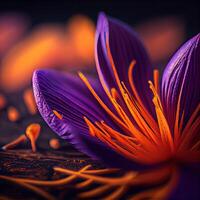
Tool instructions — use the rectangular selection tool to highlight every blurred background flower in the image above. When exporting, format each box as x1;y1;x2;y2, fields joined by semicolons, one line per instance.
0;0;199;93
0;14;95;92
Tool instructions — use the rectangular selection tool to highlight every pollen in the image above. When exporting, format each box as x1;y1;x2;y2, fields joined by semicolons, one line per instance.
49;138;60;149
53;110;63;120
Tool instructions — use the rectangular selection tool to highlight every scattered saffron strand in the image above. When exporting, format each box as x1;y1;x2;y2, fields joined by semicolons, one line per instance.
49;138;60;149
78;185;112;198
54;167;137;185
84;168;119;175
0;175;56;200
0;165;91;186
53;110;63;120
23;88;37;115
7;106;20;122
25;123;41;152
1;135;27;150
1;123;41;152
0;165;175;200
129;167;178;200
75;179;93;189
104;185;128;200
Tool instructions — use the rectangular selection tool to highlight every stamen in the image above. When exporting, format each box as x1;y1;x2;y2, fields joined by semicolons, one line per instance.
23;88;37;115
79;72;130;133
1;135;27;150
128;60;143;105
53;110;63;120
149;81;174;152
7;106;20;122
84;117;163;164
25;123;41;152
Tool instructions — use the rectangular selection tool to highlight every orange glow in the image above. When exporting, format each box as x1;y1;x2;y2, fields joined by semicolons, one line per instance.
136;17;185;63
0;14;28;56
49;138;60;149
25;123;41;152
64;15;95;68
0;15;95;92
7;106;20;122
23;88;37;115
0;94;6;109
0;25;64;91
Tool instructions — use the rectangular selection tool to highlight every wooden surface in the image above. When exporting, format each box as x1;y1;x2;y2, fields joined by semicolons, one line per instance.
0;91;103;200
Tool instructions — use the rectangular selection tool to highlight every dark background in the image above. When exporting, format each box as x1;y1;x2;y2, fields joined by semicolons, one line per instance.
0;0;199;38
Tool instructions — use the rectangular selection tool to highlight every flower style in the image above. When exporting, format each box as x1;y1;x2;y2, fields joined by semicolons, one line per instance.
33;13;200;199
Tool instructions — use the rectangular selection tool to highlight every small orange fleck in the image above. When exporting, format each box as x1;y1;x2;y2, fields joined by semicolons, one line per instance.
0;94;6;109
49;138;60;149
53;110;63;120
25;123;41;152
7;106;20;122
23;88;37;115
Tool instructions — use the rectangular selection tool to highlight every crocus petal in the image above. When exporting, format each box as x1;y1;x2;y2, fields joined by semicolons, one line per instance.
33;69;113;138
33;69;158;170
95;12;153;111
161;33;200;128
169;166;200;200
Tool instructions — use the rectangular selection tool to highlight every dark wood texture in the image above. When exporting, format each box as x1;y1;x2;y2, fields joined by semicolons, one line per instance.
0;92;103;200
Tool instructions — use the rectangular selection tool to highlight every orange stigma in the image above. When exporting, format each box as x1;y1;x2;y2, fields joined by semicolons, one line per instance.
79;39;200;165
53;110;63;120
2;135;27;150
25;123;41;152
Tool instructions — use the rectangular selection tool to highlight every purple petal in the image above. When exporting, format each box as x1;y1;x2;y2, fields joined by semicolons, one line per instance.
33;69;113;138
95;12;153;112
169;166;200;200
161;33;200;128
33;69;158;170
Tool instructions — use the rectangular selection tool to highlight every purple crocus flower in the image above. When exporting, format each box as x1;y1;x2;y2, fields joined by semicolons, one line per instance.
33;13;200;199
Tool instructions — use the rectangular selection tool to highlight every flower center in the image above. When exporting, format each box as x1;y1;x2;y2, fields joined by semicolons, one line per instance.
78;39;200;166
